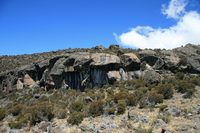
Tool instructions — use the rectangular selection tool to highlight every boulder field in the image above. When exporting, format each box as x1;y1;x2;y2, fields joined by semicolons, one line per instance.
1;44;200;91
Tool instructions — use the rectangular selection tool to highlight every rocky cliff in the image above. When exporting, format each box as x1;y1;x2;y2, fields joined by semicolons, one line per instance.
1;43;200;92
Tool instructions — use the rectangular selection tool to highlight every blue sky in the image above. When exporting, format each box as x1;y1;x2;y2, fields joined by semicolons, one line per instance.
0;0;200;55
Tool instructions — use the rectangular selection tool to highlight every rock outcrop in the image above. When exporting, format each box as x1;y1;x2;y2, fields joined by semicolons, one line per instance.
1;44;200;91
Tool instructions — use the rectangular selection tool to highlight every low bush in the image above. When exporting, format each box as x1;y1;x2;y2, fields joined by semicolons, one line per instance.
117;100;126;115
95;91;105;100
107;89;114;96
175;72;185;80
127;90;144;106
137;87;148;93
70;101;84;112
175;80;196;97
179;56;187;66
10;104;23;116
182;88;196;98
67;111;84;125
154;84;173;99
114;92;127;103
15;113;30;123
8;121;23;129
53;108;67;119
89;100;104;117
159;105;168;112
0;107;6;121
139;90;163;108
107;107;115;115
189;77;200;86
24;101;54;125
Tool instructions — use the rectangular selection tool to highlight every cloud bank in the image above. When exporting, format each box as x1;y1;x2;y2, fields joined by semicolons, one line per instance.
114;0;200;49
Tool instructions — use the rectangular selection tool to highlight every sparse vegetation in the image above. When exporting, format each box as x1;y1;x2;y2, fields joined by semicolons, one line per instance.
117;100;126;114
67;111;85;125
175;80;196;98
154;83;173;99
1;45;200;132
0;107;6;121
89;100;104;117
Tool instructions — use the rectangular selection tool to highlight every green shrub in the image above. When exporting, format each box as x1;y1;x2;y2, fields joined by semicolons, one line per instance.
117;100;126;115
175;72;185;80
122;79;136;87
127;90;144;106
159;105;168;112
54;108;67;119
107;107;115;115
114;92;127;103
95;91;105;100
183;88;197;98
139;90;163;108
24;101;54;125
154;84;173;99
10;104;23;116
67;111;84;125
15;113;30;123
89;100;104;117
107;89;114;96
179;56;187;66
135;79;145;88
70;101;84;112
162;77;176;85
189;77;200;86
0;107;6;121
137;87;148;93
175;80;196;94
8;121;23;129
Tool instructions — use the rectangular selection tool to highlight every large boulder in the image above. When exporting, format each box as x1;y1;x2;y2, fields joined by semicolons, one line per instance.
137;50;157;58
109;44;121;50
127;70;145;80
90;53;120;70
152;58;164;69
92;45;105;51
107;71;121;83
187;56;200;73
23;74;35;86
50;57;66;75
73;53;92;70
143;70;162;84
121;53;140;71
164;56;180;69
16;78;23;90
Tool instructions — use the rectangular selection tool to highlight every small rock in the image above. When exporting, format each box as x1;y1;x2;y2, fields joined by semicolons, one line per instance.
167;107;180;116
162;128;172;133
38;121;48;131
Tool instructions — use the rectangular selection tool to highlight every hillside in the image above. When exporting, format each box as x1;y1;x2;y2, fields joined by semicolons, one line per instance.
0;44;200;133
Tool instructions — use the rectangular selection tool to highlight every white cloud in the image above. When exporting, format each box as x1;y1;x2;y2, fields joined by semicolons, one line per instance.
162;0;188;19
114;0;200;49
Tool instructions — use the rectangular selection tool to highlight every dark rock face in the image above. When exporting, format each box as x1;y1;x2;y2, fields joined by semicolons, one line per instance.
187;56;200;73
143;70;162;84
0;44;200;91
109;44;121;50
120;53;140;71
